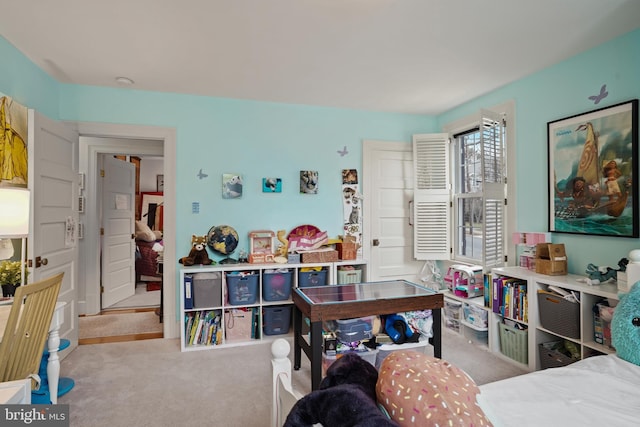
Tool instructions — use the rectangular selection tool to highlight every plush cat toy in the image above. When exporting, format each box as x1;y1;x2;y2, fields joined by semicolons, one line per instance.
612;282;640;366
179;235;214;266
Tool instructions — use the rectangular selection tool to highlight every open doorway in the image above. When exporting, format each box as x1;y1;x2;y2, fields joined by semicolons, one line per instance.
77;123;178;340
79;146;164;343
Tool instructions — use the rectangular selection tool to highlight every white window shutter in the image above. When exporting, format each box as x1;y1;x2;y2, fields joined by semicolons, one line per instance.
480;109;506;268
413;133;450;260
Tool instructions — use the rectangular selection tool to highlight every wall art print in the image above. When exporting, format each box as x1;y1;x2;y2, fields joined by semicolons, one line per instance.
0;95;28;186
299;170;318;194
262;177;282;193
222;174;243;199
548;99;638;237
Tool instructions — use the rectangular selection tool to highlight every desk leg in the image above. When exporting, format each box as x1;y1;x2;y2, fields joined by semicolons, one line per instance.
431;308;442;359
310;320;322;391
46;328;61;404
293;306;302;370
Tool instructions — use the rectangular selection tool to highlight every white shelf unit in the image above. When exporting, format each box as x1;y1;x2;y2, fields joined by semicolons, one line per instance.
491;266;619;371
179;260;368;351
489;267;534;371
442;291;490;348
529;270;618;368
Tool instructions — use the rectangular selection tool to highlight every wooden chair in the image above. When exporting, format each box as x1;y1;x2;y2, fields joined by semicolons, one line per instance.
0;272;63;389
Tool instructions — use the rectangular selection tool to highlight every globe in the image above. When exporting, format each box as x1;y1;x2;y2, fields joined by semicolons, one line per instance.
207;225;239;256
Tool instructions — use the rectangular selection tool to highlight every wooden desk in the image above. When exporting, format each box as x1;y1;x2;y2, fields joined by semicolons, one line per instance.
0;301;66;403
292;280;443;390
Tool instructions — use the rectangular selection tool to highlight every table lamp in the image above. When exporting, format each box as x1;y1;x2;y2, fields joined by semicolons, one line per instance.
0;188;30;286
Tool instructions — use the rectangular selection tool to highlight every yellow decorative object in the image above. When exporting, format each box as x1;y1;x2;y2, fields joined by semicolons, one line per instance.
276;230;289;258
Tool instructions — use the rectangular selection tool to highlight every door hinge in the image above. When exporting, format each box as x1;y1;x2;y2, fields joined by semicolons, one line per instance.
504;255;508;262
100;286;104;294
100;227;104;236
100;169;105;178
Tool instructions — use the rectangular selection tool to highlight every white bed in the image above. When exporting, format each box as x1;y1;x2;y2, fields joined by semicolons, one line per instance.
271;338;640;427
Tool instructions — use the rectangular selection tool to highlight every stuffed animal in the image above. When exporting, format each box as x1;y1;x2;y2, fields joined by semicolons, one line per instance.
284;353;397;427
179;235;214;266
612;282;640;366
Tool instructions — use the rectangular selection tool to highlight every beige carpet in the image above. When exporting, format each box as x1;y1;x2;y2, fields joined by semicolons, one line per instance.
79;311;163;339
59;328;527;426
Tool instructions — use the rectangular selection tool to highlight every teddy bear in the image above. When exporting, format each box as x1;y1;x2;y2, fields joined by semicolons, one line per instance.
179;235;214;266
284;353;398;427
612;281;640;366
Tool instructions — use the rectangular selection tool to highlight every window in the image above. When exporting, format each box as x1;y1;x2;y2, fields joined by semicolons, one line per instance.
413;107;509;269
453;110;506;268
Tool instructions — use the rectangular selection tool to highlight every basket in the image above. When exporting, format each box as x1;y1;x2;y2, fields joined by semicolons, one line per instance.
337;268;362;284
537;291;580;338
226;273;258;305
538;341;577;369
498;322;528;365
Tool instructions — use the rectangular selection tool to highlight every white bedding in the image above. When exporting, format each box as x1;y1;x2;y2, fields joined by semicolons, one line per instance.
478;354;640;427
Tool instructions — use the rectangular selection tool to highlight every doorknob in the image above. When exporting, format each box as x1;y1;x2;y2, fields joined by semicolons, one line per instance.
35;256;49;268
372;239;380;246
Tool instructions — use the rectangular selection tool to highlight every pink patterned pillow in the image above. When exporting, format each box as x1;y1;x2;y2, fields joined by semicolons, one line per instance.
376;350;492;426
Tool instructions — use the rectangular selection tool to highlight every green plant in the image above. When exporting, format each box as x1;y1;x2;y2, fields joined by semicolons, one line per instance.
0;260;28;286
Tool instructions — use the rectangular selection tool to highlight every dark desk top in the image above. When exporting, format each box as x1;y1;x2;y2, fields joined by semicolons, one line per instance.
295;279;436;305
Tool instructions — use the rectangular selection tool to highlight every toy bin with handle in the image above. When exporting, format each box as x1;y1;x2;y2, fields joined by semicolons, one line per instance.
226;272;258;305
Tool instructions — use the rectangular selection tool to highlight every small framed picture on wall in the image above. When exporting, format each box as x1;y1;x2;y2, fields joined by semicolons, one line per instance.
262;177;282;193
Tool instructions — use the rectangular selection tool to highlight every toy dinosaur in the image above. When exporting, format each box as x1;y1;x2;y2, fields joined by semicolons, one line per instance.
585;258;628;284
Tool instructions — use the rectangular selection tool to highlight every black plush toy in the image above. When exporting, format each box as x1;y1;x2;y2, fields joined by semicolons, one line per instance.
179;234;214;266
284;353;398;427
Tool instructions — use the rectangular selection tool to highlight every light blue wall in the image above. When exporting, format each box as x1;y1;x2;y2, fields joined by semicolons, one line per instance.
0;37;59;119
59;86;433;258
438;28;640;273
2;28;639;273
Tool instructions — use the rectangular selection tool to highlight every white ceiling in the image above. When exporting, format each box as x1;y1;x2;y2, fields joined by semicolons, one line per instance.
1;0;639;115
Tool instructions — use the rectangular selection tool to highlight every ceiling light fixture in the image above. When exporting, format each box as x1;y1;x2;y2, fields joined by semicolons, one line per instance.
115;76;134;85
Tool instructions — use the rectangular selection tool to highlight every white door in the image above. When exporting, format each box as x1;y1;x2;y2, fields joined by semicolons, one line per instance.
28;110;79;353
363;140;423;282
100;155;136;308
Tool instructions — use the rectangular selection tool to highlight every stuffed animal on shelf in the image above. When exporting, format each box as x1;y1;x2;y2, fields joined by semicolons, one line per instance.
612;282;640;366
585;258;628;284
179;235;214;266
284;353;397;427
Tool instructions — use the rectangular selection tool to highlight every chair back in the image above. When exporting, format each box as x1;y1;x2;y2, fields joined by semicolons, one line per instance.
0;272;63;387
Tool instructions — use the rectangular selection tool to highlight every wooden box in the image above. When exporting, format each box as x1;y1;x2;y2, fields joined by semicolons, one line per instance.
535;243;567;276
336;242;357;260
300;249;339;263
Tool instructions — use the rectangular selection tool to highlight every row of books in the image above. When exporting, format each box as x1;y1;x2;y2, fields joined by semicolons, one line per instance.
185;310;222;346
484;274;528;322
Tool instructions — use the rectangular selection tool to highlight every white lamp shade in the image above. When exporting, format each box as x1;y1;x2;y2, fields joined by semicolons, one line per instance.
0;188;30;238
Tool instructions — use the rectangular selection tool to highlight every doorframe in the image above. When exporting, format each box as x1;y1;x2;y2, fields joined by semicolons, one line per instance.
76;122;178;339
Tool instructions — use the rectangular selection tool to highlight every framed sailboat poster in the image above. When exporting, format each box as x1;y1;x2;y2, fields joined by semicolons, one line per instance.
548;99;638;237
